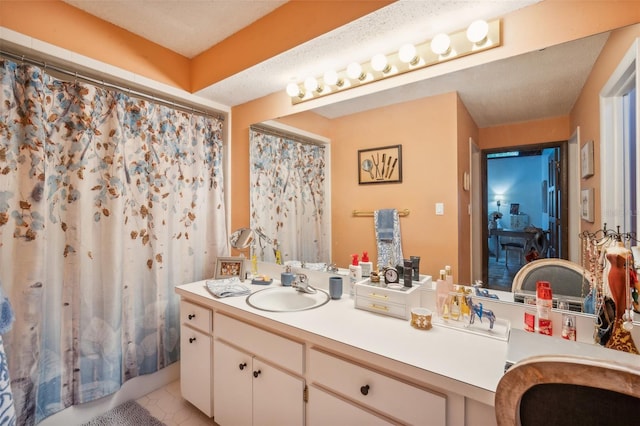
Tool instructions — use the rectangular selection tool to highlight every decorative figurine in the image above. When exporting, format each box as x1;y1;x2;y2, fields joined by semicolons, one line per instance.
464;295;496;329
473;283;499;299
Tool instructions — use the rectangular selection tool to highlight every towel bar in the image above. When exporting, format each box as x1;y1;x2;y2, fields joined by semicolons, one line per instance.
352;209;410;217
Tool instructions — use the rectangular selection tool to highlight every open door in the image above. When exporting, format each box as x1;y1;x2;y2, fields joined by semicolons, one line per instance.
482;142;568;290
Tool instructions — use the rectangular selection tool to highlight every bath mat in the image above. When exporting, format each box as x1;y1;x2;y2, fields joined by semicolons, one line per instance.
82;400;166;426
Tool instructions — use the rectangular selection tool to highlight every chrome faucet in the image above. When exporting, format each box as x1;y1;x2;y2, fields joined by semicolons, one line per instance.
292;273;317;294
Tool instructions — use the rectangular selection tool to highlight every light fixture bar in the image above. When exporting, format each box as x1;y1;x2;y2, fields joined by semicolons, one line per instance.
287;19;501;105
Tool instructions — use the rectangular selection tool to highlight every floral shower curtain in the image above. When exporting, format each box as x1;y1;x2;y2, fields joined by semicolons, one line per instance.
0;59;228;424
249;128;329;264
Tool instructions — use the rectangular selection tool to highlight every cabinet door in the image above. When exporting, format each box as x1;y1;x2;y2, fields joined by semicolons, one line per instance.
213;340;253;426
307;385;395;426
252;358;305;426
180;325;213;416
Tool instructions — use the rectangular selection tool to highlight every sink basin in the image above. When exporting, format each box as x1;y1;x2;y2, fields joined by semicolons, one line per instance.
246;287;330;312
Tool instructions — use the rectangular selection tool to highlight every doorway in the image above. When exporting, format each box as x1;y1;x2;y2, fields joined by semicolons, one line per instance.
481;142;569;290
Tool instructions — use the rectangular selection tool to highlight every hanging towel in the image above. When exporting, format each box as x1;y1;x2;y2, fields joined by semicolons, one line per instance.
205;277;251;298
375;209;395;242
374;209;404;268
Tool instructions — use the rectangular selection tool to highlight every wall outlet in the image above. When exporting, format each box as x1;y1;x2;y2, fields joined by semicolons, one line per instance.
435;203;444;215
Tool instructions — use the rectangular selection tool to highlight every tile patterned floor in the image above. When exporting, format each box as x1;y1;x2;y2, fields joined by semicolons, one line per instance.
136;380;215;426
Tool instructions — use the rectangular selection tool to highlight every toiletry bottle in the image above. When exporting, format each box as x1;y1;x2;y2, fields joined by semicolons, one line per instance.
445;265;454;290
360;251;373;278
536;281;553;336
403;259;412;287
435;269;449;317
349;254;362;297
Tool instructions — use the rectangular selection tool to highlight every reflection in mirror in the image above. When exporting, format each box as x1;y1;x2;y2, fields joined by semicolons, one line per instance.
252;25;639;318
230;227;255;250
248;123;330;265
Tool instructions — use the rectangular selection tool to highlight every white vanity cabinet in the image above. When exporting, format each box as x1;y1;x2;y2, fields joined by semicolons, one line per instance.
308;348;446;425
179;299;213;416
213;312;305;426
307;385;395;425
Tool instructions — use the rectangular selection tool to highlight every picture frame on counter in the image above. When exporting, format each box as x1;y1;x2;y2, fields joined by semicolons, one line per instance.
215;256;246;280
358;144;402;184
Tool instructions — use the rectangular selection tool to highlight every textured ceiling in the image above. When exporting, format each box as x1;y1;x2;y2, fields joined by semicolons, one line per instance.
55;0;609;128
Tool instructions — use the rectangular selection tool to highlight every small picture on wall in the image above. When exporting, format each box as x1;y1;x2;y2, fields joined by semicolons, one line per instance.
358;144;402;184
509;203;520;215
581;188;594;222
581;140;594;179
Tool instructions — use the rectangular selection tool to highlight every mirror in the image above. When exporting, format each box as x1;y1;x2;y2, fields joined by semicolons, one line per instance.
250;24;637;306
230;227;255;250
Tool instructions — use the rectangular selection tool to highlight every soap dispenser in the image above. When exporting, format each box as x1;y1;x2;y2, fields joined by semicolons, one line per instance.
349;254;362;297
359;251;373;278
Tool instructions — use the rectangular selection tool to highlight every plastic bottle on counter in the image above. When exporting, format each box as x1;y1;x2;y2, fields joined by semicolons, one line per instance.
359;251;373;278
445;265;454;289
536;280;553;336
349;254;362;297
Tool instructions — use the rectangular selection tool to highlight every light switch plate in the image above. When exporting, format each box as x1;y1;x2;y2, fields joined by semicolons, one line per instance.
435;203;444;215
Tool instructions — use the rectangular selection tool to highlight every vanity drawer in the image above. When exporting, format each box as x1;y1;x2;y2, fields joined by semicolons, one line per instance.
309;348;446;425
354;297;408;319
355;284;411;305
354;282;421;319
180;299;212;334
214;312;304;375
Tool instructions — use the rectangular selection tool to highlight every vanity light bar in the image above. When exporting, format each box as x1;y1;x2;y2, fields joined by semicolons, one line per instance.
287;19;501;105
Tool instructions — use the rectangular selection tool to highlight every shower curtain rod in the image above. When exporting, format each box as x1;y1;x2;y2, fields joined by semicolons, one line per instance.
0;49;225;121
250;124;325;146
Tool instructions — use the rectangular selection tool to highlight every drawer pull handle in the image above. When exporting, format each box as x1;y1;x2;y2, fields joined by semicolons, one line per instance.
188;313;196;320
189;337;196;343
369;293;389;299
253;369;261;378
370;303;389;311
239;362;247;370
360;385;370;396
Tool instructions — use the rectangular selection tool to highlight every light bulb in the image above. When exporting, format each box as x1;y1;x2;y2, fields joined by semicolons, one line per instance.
323;70;342;86
286;82;302;98
398;43;419;65
467;19;489;44
346;62;365;80
304;76;319;92
431;33;451;55
371;53;390;73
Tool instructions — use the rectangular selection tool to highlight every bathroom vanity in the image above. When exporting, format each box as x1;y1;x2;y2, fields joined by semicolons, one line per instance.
175;265;640;426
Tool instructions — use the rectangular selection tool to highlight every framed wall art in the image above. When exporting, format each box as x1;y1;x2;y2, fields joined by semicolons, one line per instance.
581;188;594;222
358;144;402;184
215;256;246;280
581;140;594;178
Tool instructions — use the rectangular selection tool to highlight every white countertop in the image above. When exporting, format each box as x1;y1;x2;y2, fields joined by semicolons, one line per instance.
176;279;508;401
176;267;640;407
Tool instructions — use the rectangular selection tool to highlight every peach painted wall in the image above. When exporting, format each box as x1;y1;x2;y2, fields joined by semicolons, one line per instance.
478;116;571;150
570;23;640;234
330;93;460;280
456;95;479;283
